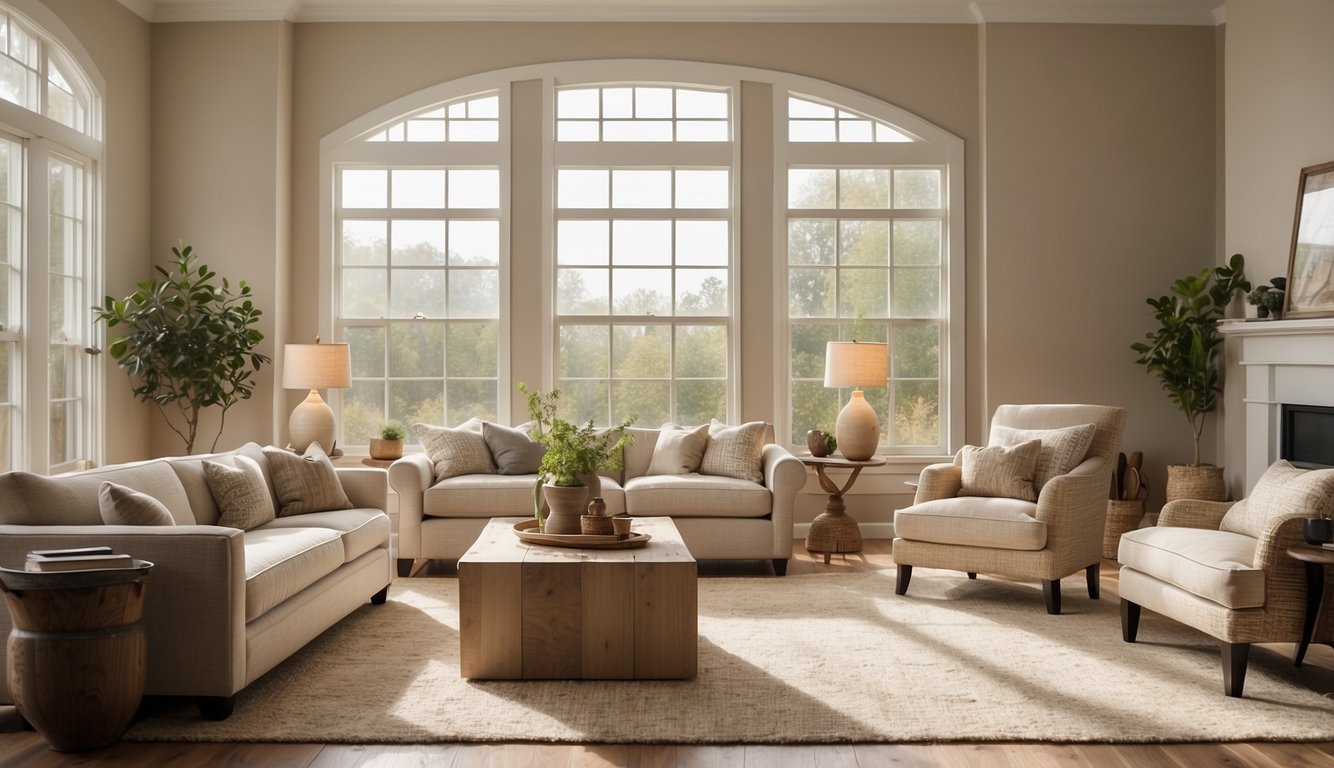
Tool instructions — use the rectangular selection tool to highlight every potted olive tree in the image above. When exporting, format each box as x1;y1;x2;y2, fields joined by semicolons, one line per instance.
520;383;634;535
1131;253;1249;501
94;242;269;454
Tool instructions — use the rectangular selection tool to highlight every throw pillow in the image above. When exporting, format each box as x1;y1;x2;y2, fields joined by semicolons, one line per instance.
958;439;1041;502
647;423;710;476
97;481;175;526
989;422;1097;491
261;442;353;516
483;421;546;475
1220;459;1334;539
203;456;276;530
700;419;766;483
413;421;496;481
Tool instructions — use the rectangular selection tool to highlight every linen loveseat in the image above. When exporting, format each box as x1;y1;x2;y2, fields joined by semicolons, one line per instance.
0;442;392;720
391;421;806;575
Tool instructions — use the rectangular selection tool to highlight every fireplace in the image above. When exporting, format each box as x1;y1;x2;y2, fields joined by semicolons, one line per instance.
1281;404;1334;469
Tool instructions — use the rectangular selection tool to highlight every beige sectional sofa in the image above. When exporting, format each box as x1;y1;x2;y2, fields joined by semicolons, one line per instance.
391;424;806;575
0;443;392;720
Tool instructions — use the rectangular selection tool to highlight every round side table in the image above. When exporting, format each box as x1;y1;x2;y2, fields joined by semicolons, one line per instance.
1286;544;1334;666
802;456;886;564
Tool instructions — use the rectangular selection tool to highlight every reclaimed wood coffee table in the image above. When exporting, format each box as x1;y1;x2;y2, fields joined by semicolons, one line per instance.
458;516;697;680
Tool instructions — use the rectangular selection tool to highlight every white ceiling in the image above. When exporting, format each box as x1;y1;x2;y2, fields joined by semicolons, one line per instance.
113;0;1227;25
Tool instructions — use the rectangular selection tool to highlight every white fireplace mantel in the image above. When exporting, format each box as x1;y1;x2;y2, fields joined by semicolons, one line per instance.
1219;317;1334;489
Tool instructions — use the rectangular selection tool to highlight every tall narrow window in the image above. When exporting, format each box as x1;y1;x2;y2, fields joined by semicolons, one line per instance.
553;84;733;427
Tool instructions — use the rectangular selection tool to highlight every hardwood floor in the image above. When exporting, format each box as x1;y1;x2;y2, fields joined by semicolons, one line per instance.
2;540;1332;767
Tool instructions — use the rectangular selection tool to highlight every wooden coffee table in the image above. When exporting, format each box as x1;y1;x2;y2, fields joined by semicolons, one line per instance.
457;516;697;680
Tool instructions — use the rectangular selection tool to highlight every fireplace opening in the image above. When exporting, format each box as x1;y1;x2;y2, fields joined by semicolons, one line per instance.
1281;404;1334;469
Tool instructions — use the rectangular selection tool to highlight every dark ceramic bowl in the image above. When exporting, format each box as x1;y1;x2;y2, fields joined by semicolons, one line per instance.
1302;518;1334;545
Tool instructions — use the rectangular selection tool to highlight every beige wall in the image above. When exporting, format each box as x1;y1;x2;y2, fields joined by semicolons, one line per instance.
1221;0;1334;496
39;0;153;463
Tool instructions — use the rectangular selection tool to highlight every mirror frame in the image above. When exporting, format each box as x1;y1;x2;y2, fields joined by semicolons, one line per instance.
1284;159;1334;319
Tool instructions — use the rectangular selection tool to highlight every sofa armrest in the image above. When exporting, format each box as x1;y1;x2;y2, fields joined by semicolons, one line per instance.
1159;499;1234;530
1033;457;1112;557
387;454;434;560
913;462;961;504
336;467;389;509
762;444;806;556
0;524;246;700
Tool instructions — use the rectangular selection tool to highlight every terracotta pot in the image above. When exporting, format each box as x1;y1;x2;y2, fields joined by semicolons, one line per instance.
543;484;588;535
368;438;404;461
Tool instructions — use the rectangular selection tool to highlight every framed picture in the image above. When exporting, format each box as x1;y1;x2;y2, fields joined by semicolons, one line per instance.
1284;159;1334;319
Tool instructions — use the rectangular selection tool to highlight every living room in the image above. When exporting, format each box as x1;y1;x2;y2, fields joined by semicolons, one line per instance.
0;0;1332;764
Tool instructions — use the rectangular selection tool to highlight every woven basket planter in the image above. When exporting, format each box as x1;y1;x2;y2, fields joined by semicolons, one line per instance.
1103;499;1146;560
1165;464;1227;502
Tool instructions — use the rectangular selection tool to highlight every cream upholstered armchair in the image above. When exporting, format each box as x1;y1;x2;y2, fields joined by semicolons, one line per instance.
892;404;1126;615
1118;460;1334;697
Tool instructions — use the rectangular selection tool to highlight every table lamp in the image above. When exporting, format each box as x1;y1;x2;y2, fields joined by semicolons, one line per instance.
824;340;888;461
283;339;351;454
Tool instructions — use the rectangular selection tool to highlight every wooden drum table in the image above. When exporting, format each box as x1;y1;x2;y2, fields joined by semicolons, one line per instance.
802;456;886;564
458;516;697;680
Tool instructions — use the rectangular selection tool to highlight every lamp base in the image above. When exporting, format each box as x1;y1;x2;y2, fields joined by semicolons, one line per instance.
835;390;879;461
289;389;337;454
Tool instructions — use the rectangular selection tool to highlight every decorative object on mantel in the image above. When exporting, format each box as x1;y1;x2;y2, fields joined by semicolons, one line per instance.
368;421;405;460
805;428;836;457
93;242;269;454
823;340;888;461
1131;252;1250;502
1247;276;1287;319
1283;159;1334;319
519;383;634;535
1104;450;1147;559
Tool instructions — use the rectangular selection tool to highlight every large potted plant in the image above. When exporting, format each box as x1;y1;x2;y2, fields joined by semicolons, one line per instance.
520;383;634;535
1130;253;1249;501
94;242;269;454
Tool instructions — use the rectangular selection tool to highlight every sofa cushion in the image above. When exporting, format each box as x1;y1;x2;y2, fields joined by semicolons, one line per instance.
415;421;495;481
989;422;1096;491
204;456;276;531
98;482;175;526
424;474;626;518
700;420;766;483
1;461;195;526
1118;526;1264;609
647;423;710;476
257;508;390;563
959;439;1040;502
263;443;353;516
482;421;546;475
624;474;771;518
894;497;1047;551
242;527;346;622
1220;460;1334;539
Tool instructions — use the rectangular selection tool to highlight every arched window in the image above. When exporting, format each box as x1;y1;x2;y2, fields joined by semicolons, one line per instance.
0;1;102;473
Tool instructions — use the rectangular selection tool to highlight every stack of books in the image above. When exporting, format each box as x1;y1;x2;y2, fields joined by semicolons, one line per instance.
24;546;135;572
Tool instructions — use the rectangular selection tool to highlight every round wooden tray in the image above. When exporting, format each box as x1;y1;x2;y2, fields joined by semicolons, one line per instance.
512;518;651;549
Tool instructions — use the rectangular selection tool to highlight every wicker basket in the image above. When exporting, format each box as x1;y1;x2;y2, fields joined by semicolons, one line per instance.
1103;499;1146;560
1165;464;1227;502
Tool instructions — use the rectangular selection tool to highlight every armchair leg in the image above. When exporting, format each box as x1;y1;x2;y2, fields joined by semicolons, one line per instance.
198;696;235;721
966;572;977;580
371;586;388;605
1086;563;1100;599
1222;642;1250;698
397;558;415;578
895;564;912;595
1120;599;1140;642
772;558;788;577
1042;579;1061;615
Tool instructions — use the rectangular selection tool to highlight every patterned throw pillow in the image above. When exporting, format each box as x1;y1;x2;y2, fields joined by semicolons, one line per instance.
414;421;496;482
958;439;1041;502
203;456;276;530
1220;460;1334;538
98;481;176;526
647;423;711;476
989;423;1096;491
482;421;546;475
261;443;353;516
700;420;766;483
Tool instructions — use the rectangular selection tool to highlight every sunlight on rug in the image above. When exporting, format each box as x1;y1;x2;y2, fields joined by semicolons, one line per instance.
124;572;1334;744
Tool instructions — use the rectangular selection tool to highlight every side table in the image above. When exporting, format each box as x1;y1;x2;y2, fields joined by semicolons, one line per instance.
802;456;886;564
1286;544;1334;666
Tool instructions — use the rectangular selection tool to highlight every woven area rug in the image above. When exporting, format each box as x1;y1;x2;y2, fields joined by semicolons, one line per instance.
125;571;1334;744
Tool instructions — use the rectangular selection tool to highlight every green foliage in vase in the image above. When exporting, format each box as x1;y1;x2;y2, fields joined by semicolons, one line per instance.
520;382;635;487
1130;253;1250;466
822;431;838;455
94;242;269;454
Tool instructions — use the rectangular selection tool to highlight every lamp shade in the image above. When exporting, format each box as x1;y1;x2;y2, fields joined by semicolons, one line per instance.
823;341;887;389
282;343;350;390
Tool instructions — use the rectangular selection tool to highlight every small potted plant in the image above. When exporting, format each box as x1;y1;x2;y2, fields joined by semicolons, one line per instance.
1246;277;1286;320
520;383;634;534
369;421;406;460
